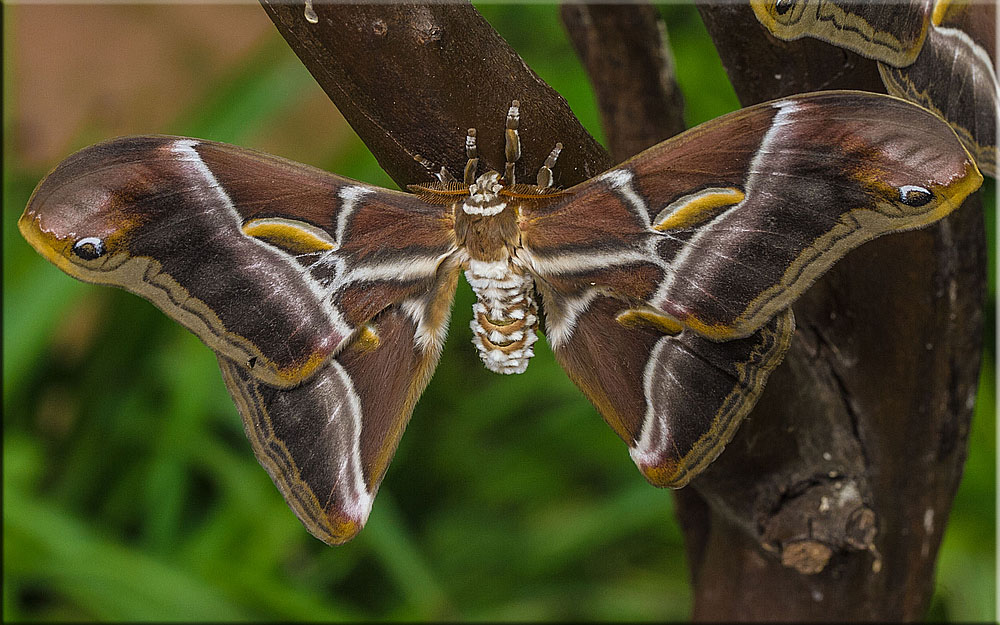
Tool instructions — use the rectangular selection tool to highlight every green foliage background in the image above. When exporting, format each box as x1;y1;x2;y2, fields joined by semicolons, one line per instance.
3;3;995;621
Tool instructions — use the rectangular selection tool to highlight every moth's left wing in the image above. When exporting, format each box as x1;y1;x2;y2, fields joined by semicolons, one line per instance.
522;91;981;487
18;136;459;389
219;260;460;545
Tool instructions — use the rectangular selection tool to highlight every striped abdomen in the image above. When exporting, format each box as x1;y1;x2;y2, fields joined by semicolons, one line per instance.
466;258;538;374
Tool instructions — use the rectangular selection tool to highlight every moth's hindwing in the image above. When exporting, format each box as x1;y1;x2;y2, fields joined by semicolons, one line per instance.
542;288;794;488
18;136;458;388
219;259;460;545
523;91;981;485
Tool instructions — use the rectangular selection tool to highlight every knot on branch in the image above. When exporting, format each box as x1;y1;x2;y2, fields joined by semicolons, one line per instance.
760;476;879;575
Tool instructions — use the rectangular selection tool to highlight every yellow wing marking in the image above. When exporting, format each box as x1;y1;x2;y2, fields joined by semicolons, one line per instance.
242;218;337;254
652;187;745;232
616;307;684;335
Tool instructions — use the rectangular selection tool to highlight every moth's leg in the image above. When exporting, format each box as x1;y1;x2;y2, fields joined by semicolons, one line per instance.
413;154;456;184
463;128;479;186
536;142;563;188
504;100;521;184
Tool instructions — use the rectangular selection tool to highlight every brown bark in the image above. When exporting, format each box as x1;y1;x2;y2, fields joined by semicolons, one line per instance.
560;4;686;162
259;1;611;189
260;2;985;620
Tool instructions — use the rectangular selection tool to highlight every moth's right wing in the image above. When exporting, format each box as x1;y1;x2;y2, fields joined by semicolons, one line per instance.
533;287;793;489
878;2;998;176
19;135;463;544
521;91;980;488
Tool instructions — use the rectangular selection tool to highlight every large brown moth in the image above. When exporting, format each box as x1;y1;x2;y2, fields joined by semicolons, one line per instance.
19;92;981;545
751;0;998;177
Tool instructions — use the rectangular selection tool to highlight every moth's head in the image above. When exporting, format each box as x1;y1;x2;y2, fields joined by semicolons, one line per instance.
18;138;163;281
462;170;506;216
469;171;503;202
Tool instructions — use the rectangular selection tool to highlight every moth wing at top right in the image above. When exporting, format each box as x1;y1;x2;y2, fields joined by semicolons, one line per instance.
752;0;998;177
520;91;982;489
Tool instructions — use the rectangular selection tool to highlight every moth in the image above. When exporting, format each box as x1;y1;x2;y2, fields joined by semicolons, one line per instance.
752;0;998;177
19;91;981;545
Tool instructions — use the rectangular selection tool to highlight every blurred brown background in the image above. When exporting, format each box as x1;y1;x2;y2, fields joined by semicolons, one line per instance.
9;4;353;170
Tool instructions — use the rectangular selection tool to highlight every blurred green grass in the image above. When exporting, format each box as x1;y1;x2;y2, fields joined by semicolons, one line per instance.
2;3;994;621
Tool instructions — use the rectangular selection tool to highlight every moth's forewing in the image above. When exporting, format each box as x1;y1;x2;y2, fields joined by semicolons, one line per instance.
18;136;457;388
525;92;981;341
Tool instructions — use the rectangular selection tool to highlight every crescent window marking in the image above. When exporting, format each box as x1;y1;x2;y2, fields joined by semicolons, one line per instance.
652;187;746;232
899;184;933;207
241;217;338;254
72;236;105;260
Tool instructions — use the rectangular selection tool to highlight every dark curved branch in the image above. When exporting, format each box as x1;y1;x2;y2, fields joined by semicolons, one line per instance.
560;4;686;161
697;3;885;102
260;1;612;188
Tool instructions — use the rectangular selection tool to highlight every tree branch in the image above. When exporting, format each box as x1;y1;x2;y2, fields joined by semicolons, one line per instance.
259;0;612;188
560;4;686;162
